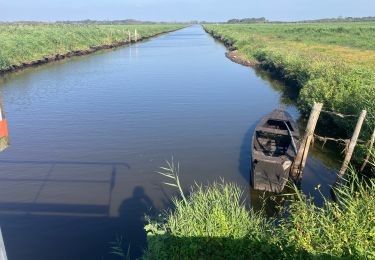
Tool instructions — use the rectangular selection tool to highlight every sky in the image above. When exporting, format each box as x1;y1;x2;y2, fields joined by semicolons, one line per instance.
1;0;375;22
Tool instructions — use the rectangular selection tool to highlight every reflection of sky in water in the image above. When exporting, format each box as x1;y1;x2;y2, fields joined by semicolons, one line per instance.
0;26;339;259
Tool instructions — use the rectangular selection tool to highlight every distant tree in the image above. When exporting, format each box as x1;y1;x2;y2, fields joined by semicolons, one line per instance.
227;17;267;24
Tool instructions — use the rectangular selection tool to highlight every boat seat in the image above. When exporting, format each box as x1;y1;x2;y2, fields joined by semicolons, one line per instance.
256;127;289;136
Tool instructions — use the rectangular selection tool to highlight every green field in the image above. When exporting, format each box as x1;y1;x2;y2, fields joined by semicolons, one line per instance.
204;23;375;138
0;24;185;72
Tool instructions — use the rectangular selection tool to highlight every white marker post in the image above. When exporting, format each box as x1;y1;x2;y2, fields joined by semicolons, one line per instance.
0;227;7;260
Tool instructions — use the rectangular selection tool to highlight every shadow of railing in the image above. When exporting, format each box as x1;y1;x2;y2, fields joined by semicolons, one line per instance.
0;159;131;217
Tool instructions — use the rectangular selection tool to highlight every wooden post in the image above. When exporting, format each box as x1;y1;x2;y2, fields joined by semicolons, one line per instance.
337;110;367;182
360;128;375;172
0;227;7;260
291;102;323;181
134;29;137;42
128;30;131;42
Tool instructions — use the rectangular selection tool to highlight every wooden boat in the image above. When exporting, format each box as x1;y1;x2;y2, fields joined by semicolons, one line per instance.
251;109;300;193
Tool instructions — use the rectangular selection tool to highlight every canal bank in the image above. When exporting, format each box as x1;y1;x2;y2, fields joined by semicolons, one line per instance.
0;25;338;259
0;25;185;76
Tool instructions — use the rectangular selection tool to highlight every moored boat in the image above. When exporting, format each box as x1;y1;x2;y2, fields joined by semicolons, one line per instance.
251;109;300;193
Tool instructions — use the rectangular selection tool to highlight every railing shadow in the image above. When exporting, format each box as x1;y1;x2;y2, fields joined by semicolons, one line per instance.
0;159;158;259
0;159;131;217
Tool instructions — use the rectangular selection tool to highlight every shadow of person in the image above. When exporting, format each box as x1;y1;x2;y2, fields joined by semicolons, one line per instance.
118;186;154;258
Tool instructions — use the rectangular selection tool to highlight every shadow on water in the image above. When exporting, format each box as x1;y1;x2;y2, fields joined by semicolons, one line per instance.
0;159;154;259
254;68;300;104
118;186;155;258
238;121;258;183
0;159;130;168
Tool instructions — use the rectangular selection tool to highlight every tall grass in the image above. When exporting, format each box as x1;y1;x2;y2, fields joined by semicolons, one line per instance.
143;160;375;259
0;24;184;71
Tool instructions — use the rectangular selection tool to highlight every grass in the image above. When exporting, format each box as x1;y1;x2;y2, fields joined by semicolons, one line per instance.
143;160;375;259
0;23;185;72
203;23;375;140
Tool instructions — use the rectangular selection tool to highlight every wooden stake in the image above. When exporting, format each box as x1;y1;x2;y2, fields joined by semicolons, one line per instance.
134;29;137;42
128;30;131;43
291;102;323;181
360;127;375;172
337;110;367;181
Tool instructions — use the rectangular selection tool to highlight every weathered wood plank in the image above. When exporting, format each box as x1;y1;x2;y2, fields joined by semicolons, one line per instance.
360;127;375;172
291;102;323;181
337;110;367;181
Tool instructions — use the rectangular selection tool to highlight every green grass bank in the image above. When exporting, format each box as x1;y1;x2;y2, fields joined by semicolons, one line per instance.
143;163;375;259
0;24;185;74
203;23;375;140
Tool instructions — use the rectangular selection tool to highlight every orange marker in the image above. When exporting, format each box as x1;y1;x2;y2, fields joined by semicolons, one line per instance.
0;98;9;151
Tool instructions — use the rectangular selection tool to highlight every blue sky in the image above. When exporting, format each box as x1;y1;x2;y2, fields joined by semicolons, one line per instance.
2;0;375;22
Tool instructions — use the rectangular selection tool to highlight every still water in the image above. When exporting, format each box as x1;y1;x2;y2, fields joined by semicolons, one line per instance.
0;26;338;259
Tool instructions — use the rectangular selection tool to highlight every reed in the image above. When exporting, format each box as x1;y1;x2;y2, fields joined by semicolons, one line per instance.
143;159;375;259
0;24;184;72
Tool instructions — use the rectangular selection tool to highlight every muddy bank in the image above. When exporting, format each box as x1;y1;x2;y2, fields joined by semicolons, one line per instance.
226;51;259;67
204;27;302;95
0;28;183;76
203;27;259;68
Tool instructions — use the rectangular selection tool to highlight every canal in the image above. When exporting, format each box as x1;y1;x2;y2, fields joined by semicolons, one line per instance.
0;25;338;259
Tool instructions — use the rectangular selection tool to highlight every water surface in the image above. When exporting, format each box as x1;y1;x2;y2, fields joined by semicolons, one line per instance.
0;26;338;259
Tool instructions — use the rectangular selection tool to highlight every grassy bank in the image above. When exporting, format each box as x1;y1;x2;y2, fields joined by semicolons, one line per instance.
143;162;375;259
0;23;185;73
203;23;375;139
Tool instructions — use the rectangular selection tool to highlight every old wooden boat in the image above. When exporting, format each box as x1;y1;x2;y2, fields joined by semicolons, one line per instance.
251;109;300;193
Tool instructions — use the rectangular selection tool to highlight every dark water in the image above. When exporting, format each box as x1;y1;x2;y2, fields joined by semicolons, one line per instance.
0;26;339;259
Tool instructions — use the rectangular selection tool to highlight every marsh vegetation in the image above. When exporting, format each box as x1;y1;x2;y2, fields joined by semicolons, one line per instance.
144;160;375;259
204;23;375;141
0;24;184;72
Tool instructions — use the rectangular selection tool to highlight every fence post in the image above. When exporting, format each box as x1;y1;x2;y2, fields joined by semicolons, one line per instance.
291;102;323;181
336;110;367;182
128;30;131;43
360;128;375;172
134;29;137;42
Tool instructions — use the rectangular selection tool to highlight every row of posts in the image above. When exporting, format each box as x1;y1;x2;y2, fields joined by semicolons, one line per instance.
291;102;373;184
126;29;138;43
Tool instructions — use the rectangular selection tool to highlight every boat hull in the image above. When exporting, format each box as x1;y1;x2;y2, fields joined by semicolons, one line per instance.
250;109;299;193
251;159;290;193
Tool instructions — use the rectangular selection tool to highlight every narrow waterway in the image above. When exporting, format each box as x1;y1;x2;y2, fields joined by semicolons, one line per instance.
0;26;338;259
